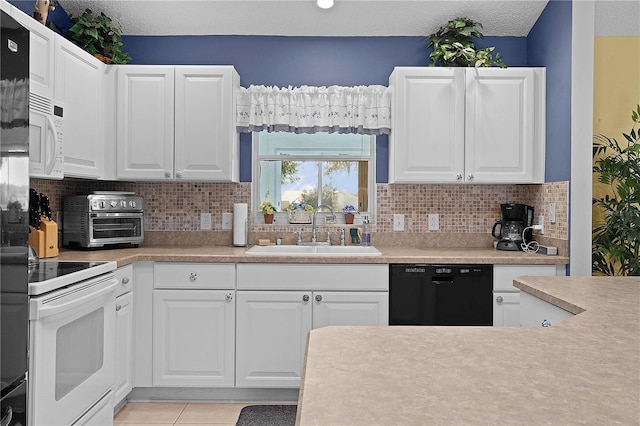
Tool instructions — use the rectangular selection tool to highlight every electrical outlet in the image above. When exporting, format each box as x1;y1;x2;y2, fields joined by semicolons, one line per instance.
393;214;404;231
428;214;439;231
549;202;556;224
200;212;212;230
222;212;233;230
538;215;544;235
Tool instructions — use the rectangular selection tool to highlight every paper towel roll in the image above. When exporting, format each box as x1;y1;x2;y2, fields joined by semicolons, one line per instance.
233;203;248;246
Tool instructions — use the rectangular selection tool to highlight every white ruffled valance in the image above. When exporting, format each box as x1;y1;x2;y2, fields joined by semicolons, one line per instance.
236;85;391;135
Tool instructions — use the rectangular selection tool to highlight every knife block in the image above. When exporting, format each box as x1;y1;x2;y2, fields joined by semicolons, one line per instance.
40;217;59;258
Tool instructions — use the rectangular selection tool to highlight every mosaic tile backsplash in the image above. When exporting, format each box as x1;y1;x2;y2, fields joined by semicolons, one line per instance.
31;179;568;242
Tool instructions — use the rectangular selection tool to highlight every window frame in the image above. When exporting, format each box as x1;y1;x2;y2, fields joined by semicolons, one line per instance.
251;132;376;224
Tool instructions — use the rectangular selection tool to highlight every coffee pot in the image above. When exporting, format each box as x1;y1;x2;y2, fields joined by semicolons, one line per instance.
491;203;534;251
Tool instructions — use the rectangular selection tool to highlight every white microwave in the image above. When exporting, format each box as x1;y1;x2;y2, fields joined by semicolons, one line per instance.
29;91;64;179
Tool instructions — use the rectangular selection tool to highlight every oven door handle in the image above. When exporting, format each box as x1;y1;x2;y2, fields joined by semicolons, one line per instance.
30;279;118;320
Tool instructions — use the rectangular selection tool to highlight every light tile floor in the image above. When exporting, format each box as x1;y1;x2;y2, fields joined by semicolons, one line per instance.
114;402;296;425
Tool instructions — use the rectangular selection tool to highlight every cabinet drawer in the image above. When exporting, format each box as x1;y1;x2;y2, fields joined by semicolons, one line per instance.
115;264;134;297
154;263;235;289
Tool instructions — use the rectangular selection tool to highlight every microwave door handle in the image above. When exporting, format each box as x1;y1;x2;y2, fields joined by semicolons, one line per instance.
44;116;57;175
29;280;118;320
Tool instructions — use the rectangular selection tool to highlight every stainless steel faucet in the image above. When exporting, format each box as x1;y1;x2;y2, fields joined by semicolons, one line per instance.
312;204;335;244
340;228;346;246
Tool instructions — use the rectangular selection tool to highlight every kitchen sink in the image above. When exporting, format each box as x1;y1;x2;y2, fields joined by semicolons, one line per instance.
245;245;381;256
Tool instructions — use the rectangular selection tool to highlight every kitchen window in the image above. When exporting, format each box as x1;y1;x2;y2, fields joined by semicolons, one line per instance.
252;131;375;221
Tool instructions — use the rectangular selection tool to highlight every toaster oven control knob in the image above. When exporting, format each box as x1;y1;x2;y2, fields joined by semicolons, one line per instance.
129;200;136;208
121;200;127;208
99;200;106;209
110;200;118;208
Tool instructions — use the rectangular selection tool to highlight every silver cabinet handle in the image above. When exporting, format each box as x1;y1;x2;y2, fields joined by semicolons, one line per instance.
116;304;122;312
189;272;197;282
302;295;310;302
496;296;503;303
176;172;183;178
541;319;551;327
315;294;322;302
456;173;463;180
165;172;171;178
122;277;129;284
467;174;474;180
225;293;233;302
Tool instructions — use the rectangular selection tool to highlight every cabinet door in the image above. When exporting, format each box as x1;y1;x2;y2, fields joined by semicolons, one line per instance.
312;291;388;328
465;68;544;183
235;291;312;388
153;289;235;387
519;291;573;327
54;37;105;178
116;66;175;180
11;7;55;99
114;291;133;404
389;67;465;183
493;291;520;327
174;67;239;182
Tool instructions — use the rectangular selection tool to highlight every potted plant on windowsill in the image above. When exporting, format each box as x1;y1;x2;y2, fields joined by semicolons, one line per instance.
65;8;132;64
342;205;358;224
427;17;506;68
258;201;277;224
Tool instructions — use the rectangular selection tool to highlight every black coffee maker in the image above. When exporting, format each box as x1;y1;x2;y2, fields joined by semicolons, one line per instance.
492;203;534;251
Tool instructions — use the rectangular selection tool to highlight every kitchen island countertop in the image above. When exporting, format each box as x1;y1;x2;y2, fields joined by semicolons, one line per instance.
295;276;639;425
54;245;568;266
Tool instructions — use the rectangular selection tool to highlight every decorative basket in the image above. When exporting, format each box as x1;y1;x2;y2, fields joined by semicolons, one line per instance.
289;209;312;224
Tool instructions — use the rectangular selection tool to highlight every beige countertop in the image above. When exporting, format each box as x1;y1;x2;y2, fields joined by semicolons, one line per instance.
296;276;640;425
54;245;568;266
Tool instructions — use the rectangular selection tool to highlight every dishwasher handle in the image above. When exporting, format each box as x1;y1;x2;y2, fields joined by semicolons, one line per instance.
432;279;454;285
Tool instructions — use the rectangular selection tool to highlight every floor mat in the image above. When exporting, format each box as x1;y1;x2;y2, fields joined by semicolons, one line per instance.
236;405;297;426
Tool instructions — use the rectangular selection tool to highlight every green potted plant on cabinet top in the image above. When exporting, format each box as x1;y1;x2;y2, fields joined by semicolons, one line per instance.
65;8;131;64
427;17;506;68
592;104;640;276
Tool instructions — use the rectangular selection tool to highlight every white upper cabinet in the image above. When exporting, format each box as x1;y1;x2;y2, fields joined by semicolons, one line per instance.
116;66;175;180
389;67;545;184
55;36;106;178
389;67;466;183
10;7;55;99
116;65;240;182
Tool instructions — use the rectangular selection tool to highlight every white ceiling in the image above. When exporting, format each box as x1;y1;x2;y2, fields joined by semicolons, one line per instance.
59;0;550;37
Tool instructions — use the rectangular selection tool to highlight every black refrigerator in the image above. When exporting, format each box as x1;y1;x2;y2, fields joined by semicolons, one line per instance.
1;9;30;426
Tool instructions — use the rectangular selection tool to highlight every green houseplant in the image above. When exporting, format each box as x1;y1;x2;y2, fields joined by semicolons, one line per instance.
66;8;131;64
592;104;640;276
427;17;506;68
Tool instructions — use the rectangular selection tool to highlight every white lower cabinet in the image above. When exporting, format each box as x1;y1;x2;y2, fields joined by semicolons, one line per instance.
114;265;134;406
235;263;388;388
493;264;565;327
153;289;235;386
152;263;236;387
235;290;387;388
519;291;574;327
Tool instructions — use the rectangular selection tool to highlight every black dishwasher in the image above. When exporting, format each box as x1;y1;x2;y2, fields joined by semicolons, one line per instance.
389;264;493;326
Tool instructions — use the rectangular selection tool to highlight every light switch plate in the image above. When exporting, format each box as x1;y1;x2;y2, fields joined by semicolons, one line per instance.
222;212;233;230
428;214;439;231
393;214;404;231
200;212;212;230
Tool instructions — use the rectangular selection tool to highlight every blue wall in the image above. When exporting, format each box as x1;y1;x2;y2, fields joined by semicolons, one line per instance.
527;0;572;182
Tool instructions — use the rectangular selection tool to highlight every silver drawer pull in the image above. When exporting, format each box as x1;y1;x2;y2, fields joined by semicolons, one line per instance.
116;304;122;312
315;294;322;302
496;296;503;303
302;295;309;302
122;277;129;284
189;272;197;282
225;293;233;302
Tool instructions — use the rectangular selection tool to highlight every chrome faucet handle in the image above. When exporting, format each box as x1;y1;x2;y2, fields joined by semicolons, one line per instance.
340;228;346;246
325;232;332;245
292;231;302;245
